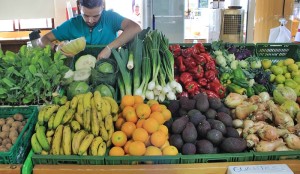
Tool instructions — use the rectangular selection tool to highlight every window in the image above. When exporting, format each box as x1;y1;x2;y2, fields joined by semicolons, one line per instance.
0;18;54;32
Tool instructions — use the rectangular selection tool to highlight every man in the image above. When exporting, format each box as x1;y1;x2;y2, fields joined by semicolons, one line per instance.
40;0;141;60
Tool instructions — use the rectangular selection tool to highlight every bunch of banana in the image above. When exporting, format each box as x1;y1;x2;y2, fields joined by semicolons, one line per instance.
32;91;119;156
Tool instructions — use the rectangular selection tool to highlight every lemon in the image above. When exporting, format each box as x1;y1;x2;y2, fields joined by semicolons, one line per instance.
287;64;298;72
277;60;284;66
270;65;283;75
261;59;272;69
277;84;285;88
275;74;286;84
285;73;291;79
281;66;288;74
284;58;295;66
270;74;276;82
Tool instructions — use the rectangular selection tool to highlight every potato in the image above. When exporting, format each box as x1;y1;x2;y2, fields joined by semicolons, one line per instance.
2;138;11;146
0;138;2;145
5;143;12;150
18;125;24;133
11;137;17;145
11;121;22;128
5;117;14;126
2;124;10;132
0;146;8;152
0;132;8;139
0;118;5;126
9;130;18;140
21;121;27;126
13;113;24;121
9;127;17;132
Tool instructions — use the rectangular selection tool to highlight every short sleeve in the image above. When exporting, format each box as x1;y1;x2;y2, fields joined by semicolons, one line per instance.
103;10;125;32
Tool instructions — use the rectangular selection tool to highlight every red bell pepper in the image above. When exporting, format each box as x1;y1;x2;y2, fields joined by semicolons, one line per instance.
192;52;207;66
169;44;181;57
205;60;216;71
189;65;204;79
183;57;197;69
201;89;220;98
185;81;199;95
176;56;186;72
182;47;194;58
193;43;206;54
206;80;226;98
205;70;217;82
197;78;207;87
179;72;193;85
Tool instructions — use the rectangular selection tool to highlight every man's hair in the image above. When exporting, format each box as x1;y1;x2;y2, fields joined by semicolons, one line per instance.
79;0;103;8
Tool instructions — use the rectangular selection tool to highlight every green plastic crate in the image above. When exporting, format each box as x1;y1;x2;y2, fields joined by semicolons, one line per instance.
105;155;180;165
180;152;253;164
253;150;300;161
0;106;38;164
22;150;34;174
31;154;105;165
255;43;300;63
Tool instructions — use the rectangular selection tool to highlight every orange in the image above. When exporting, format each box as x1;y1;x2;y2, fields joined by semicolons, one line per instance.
162;145;178;156
128;141;146;156
135;103;151;119
144;135;152;147
133;95;144;104
132;128;148;143
158;125;169;136
109;146;125;156
150;131;166;148
121;95;135;107
144;146;162;156
150;103;162;112
122;106;135;118
115;117;125;130
123;107;138;123
136;119;145;128
121;122;136;138
149;111;165;125
160;104;167;110
111;131;127;147
142;118;159;134
123;139;133;154
147;99;159;107
161;108;172;121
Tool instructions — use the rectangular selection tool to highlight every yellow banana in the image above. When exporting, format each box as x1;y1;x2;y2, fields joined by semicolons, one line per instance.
53;105;68;129
70;120;81;132
46;130;55;137
108;126;114;140
37;106;46;125
60;147;64;155
74;113;84;126
78;134;94;155
103;96;119;114
31;133;42;154
112;113;118;122
90;137;103;156
97;141;106;156
36;126;50;151
41;150;49;155
62;125;72;155
93;91;102;111
64;101;70;110
90;97;96;110
105;115;113;130
97;111;103;121
52;125;64;155
47;137;52;145
83;92;93;109
70;96;79;109
106;139;112;147
83;109;91;131
44;105;60;122
91;108;99;136
77;96;84;115
47;114;55;130
100;125;109;141
72;130;87;155
100;99;111;119
61;108;76;124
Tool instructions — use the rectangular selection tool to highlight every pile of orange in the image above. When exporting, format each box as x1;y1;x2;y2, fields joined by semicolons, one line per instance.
109;95;178;156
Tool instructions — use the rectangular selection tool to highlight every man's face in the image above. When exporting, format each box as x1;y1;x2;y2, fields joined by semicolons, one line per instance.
81;6;103;27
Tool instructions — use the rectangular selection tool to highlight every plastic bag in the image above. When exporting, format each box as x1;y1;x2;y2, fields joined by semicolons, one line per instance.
268;18;291;43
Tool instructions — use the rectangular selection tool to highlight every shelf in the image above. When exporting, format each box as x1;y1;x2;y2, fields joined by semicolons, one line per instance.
0;164;21;174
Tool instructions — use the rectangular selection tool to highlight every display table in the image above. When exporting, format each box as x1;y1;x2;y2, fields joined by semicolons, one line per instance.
0;164;21;174
31;160;300;174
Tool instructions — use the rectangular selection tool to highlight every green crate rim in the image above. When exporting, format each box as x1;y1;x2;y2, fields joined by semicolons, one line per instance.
252;150;300;161
0;106;38;164
31;154;105;165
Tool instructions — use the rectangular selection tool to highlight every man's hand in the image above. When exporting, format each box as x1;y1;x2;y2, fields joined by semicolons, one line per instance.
97;46;112;60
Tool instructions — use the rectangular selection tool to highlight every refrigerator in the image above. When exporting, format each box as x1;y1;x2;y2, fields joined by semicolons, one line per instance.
142;0;185;43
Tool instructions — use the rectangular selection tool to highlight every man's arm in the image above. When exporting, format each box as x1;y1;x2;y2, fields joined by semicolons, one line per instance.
97;18;141;60
39;31;58;50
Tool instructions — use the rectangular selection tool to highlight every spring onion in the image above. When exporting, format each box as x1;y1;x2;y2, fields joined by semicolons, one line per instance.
127;51;134;70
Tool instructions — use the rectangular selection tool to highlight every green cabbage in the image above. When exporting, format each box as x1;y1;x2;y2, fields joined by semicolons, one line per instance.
67;81;90;99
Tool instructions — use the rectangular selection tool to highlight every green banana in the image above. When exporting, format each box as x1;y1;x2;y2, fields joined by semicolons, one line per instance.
31;133;42;154
47;114;55;130
36;126;50;151
53;105;68;129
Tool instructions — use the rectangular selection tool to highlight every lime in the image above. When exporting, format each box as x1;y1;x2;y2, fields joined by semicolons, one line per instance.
275;74;286;84
287;64;298;72
271;65;283;75
284;58;295;66
261;59;272;69
270;74;276;82
285;73;291;79
282;66;288;74
277;60;284;66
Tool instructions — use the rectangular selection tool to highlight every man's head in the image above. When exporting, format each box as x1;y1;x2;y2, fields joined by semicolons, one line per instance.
79;0;104;27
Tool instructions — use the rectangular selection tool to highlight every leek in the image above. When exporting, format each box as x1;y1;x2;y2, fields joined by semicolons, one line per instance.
127;51;134;70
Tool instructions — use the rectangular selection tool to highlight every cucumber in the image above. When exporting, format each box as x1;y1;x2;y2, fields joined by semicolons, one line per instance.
73;68;91;82
75;54;97;70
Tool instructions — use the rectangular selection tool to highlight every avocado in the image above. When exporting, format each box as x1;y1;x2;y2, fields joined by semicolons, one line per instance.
179;97;196;110
193;92;207;101
226;127;240;138
169;134;184;150
210;120;227;135
220;137;247;153
182;122;198;143
206;129;224;146
204;108;217;119
167;100;180;116
179;108;188;117
216;112;233;127
208;97;222;110
187;109;206;126
171;116;189;134
164;119;173;130
196;139;215;154
217;105;231;115
197;120;211;138
195;93;209;112
181;143;196;155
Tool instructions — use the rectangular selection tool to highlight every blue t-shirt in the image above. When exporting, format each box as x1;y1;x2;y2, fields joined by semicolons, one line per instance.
52;10;124;45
